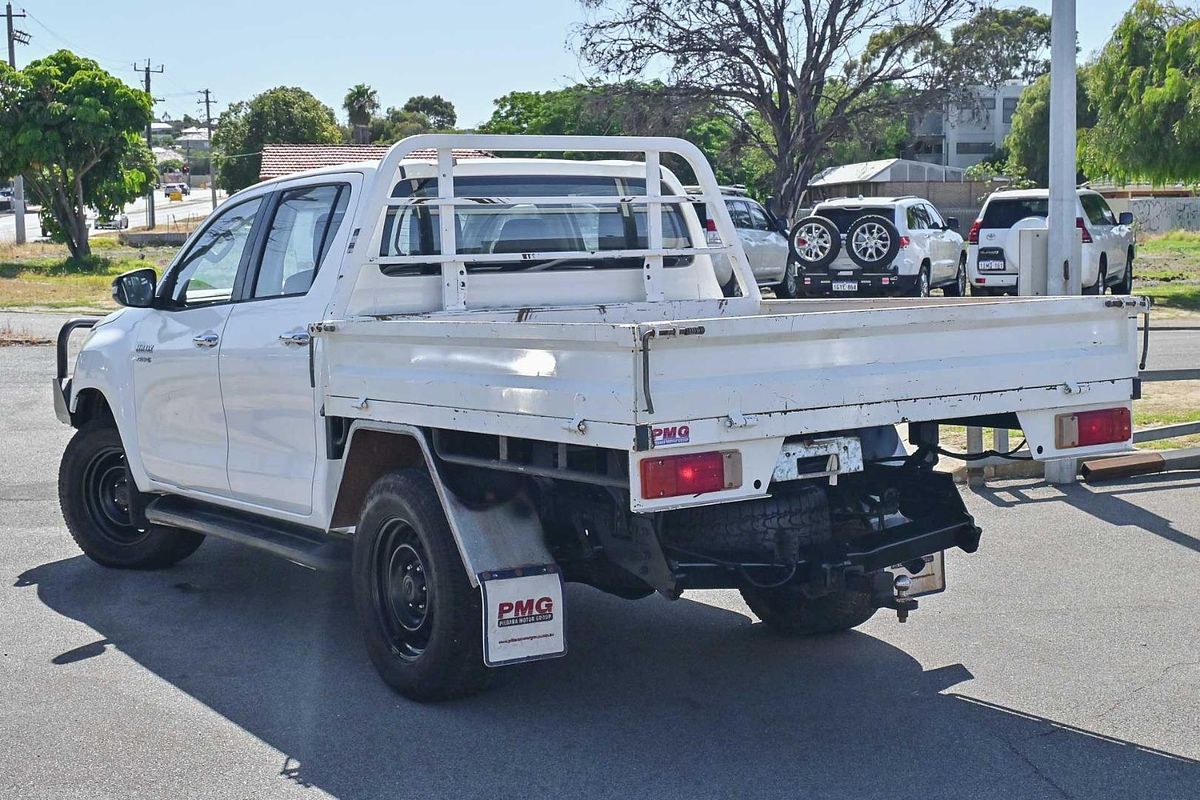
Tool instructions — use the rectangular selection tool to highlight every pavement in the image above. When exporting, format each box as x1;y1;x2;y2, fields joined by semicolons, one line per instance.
1;319;1199;799
0;191;220;244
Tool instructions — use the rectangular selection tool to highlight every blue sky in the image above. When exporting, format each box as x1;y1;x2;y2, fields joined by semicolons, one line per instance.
14;0;1129;128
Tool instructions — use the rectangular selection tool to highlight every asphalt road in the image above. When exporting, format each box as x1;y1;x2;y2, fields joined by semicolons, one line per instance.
1;324;1198;800
0;191;219;244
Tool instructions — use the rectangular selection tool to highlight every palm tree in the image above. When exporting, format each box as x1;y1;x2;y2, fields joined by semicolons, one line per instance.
344;84;379;144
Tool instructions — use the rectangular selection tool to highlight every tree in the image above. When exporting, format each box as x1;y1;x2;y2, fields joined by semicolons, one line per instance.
402;95;457;129
1081;0;1200;183
344;83;379;144
575;2;1051;216
1005;70;1096;186
369;107;433;143
946;6;1052;88
0;50;154;260
212;86;342;192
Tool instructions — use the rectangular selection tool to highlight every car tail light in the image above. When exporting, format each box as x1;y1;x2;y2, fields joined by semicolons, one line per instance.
1055;407;1131;448
705;217;722;246
640;451;741;499
898;236;911;248
967;219;982;244
1076;217;1093;244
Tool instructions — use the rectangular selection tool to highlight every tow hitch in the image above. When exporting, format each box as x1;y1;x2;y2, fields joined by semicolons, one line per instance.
859;570;920;623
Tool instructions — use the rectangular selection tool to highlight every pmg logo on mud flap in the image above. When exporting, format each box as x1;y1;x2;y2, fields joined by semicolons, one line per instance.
496;597;555;627
652;424;690;446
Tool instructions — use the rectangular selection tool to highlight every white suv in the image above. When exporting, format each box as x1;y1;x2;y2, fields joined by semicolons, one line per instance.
966;189;1135;295
788;196;966;297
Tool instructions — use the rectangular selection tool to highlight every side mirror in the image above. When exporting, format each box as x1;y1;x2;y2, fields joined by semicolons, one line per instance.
945;217;960;231
1119;211;1134;226
112;267;157;308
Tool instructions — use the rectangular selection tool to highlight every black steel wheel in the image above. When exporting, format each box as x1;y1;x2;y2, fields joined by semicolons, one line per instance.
59;423;204;569
352;468;492;701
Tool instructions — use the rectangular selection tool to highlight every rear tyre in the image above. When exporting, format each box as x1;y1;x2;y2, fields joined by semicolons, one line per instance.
944;257;967;297
1117;251;1134;294
742;583;877;635
59;423;204;569
788;216;841;271
845;215;901;270
352;468;492;701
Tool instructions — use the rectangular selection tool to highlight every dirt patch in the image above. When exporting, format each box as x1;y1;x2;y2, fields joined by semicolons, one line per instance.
0;324;52;347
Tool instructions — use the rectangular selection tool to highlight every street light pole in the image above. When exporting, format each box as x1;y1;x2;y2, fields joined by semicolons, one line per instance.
1047;0;1079;295
6;2;27;244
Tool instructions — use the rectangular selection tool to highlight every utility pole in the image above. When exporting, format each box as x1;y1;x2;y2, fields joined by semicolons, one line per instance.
200;89;217;210
6;2;29;244
135;59;164;229
1047;0;1079;296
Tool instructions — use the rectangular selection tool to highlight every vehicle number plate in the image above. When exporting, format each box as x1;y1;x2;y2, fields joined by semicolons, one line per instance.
832;281;858;292
480;566;566;666
979;259;1007;272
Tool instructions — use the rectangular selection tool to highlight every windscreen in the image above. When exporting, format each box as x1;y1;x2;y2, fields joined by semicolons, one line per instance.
378;174;694;274
981;198;1049;229
815;207;894;233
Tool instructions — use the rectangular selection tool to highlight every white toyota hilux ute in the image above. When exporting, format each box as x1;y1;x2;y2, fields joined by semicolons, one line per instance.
54;135;1146;701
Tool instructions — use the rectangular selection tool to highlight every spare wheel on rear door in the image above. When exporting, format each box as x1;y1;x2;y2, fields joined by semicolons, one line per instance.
788;216;841;270
845;214;900;270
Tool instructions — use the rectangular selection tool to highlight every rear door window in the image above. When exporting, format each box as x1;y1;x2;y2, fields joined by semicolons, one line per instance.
253;184;349;298
981;198;1049;229
818;207;894;234
906;205;931;230
726;200;753;229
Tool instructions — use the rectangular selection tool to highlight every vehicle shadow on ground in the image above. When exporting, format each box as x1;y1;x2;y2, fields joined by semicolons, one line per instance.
16;542;1198;800
969;472;1200;556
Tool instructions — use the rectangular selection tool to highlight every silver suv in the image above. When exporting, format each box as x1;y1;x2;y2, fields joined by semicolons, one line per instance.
689;186;790;296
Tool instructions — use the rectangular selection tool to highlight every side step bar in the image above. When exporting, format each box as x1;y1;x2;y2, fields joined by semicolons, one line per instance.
145;496;349;571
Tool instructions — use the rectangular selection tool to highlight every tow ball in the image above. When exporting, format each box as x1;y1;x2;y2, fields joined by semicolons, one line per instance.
871;572;918;623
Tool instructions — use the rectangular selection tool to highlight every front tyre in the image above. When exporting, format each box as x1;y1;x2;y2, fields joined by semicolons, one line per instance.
741;583;877;635
352;468;491;701
774;263;803;298
58;424;204;569
944;257;967;297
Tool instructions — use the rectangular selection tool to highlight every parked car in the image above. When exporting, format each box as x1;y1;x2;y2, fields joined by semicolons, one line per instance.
54;135;1142;702
163;182;191;197
787;196;966;297
94;214;130;231
687;185;791;296
966;189;1135;295
0;187;12;212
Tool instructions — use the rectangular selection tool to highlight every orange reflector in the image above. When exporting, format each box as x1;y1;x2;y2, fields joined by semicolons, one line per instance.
1055;407;1131;448
640;451;741;499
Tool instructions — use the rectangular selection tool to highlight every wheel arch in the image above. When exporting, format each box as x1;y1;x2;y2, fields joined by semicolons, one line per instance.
71;387;114;429
330;422;554;586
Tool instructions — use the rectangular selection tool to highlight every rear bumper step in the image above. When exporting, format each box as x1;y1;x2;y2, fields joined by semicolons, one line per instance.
145;496;348;571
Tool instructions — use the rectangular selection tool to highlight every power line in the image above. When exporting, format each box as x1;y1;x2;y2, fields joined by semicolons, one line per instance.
134;59;165;229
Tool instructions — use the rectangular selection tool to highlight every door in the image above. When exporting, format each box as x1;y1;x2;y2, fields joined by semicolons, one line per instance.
220;180;354;515
134;196;265;493
745;200;788;283
1081;194;1118;284
723;199;758;286
923;203;957;283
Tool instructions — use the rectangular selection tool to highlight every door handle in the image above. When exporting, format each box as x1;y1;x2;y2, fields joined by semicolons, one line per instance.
192;332;219;348
278;330;311;347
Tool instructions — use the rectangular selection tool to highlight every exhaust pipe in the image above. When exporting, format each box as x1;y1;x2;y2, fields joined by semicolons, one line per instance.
1081;448;1200;483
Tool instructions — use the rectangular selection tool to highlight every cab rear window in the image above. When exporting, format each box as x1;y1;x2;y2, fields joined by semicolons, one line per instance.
379;174;693;275
981;198;1049;229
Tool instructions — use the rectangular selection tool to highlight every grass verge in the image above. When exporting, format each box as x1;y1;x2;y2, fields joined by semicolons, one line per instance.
1136;231;1200;314
0;238;179;311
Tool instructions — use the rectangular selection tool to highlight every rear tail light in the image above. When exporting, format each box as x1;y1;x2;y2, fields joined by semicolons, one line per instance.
640;451;742;499
967;219;982;244
1076;217;1093;244
705;217;721;246
1055;407;1131;448
898;236;911;248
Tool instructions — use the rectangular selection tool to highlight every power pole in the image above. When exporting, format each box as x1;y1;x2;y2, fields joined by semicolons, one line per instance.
135;59;164;229
6;2;29;244
200;89;217;210
1047;0;1079;296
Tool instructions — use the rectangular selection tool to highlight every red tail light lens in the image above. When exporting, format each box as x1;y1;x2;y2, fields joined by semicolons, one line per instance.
1055;407;1131;448
898;236;911;248
640;451;740;499
705;218;718;232
967;219;982;244
1076;217;1093;243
